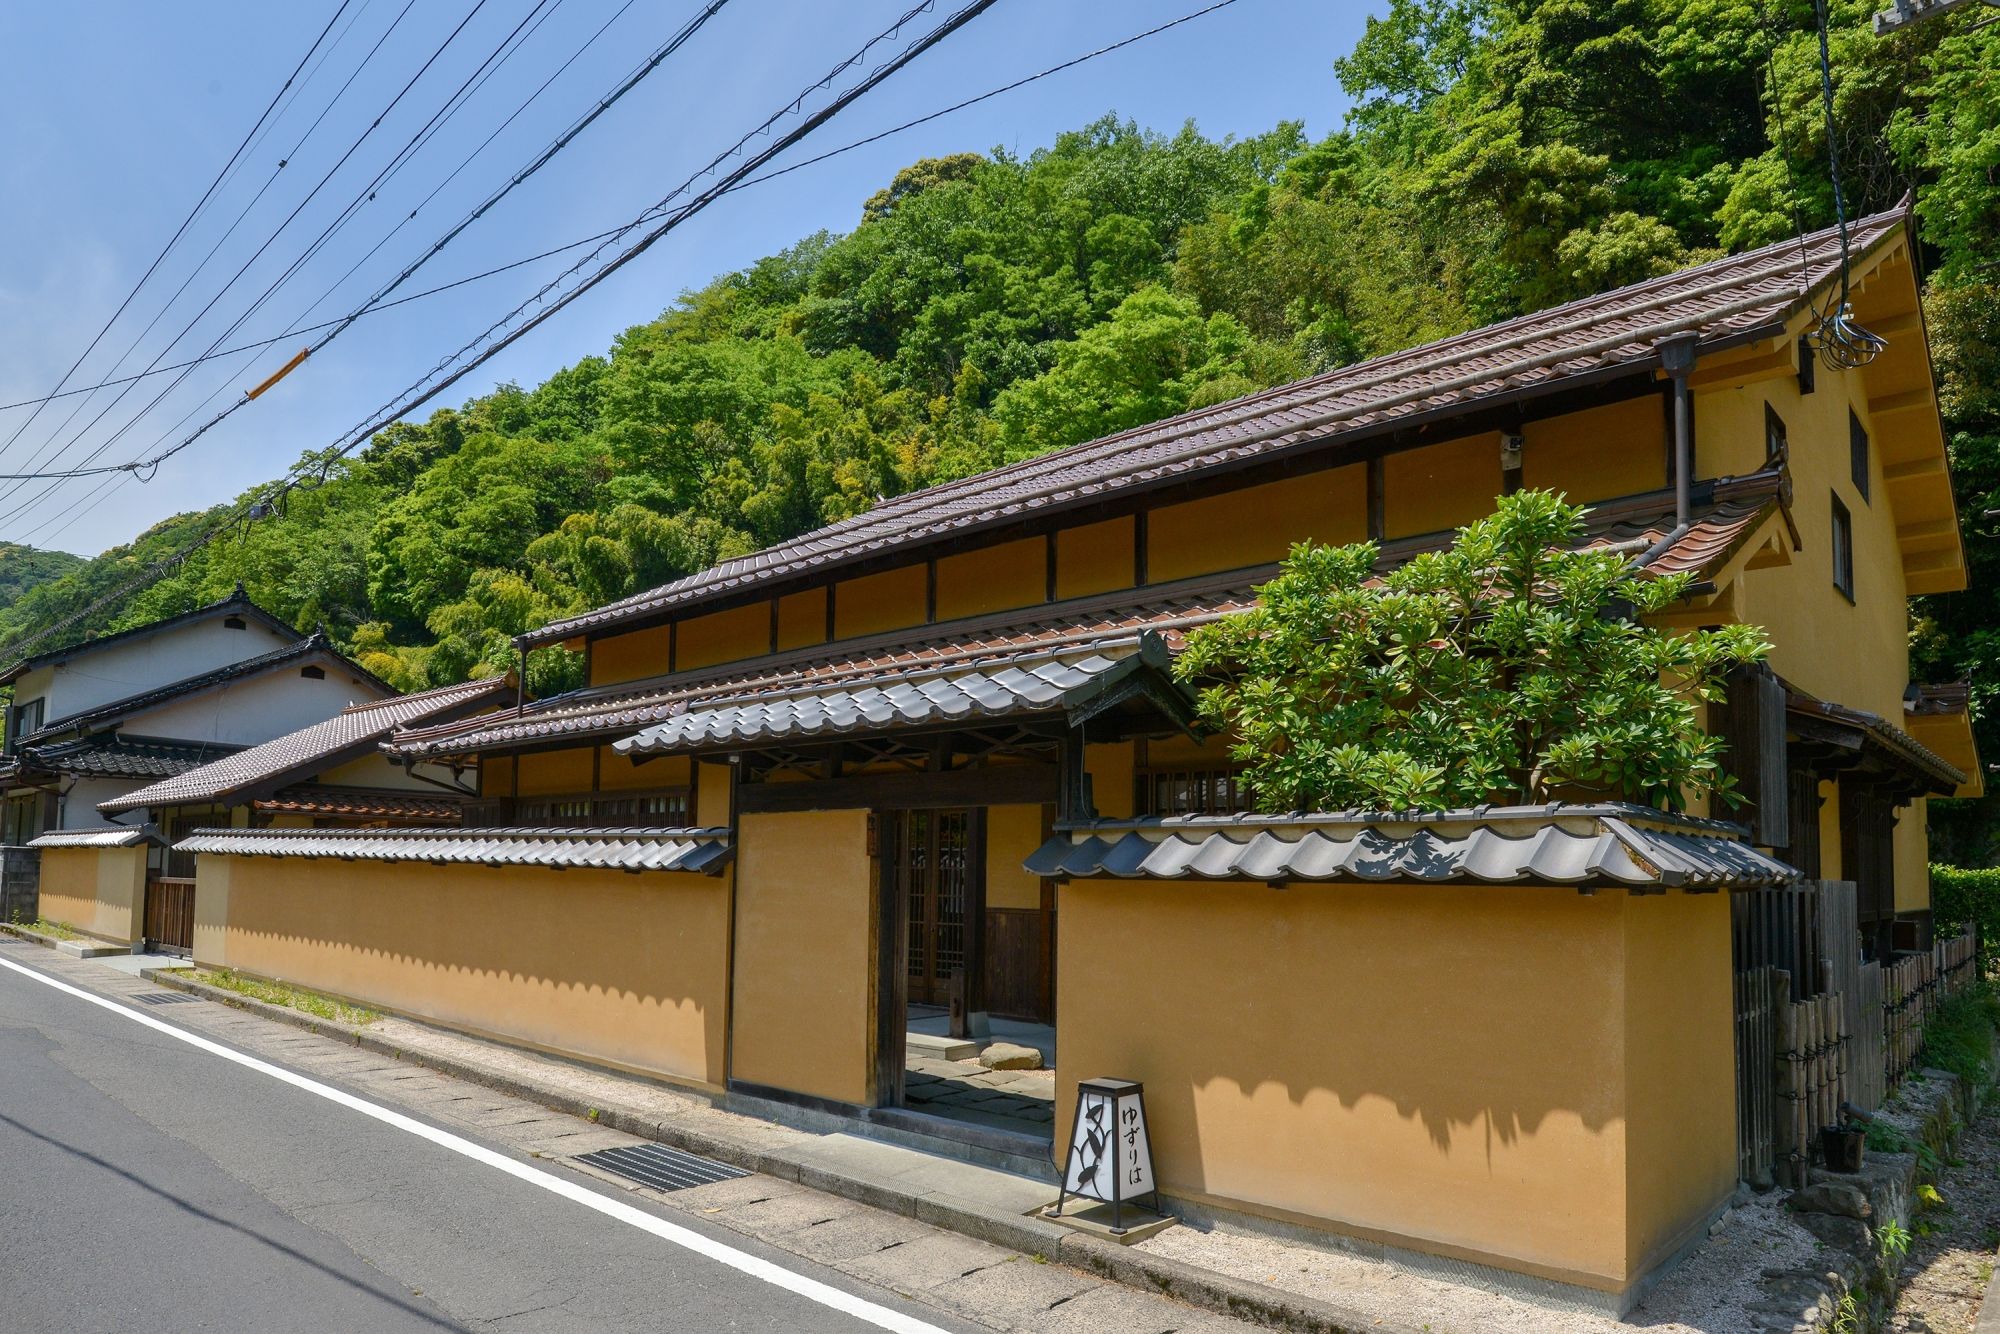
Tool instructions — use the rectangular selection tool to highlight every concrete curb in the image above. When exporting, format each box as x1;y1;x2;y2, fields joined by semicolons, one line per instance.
0;920;130;958
135;965;1408;1333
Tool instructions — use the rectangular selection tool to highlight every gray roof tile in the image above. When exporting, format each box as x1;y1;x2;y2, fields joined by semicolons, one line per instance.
173;825;732;875
1027;804;1799;890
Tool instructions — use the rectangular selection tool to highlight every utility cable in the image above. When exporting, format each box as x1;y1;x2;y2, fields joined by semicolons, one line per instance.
0;0;996;665
0;0;355;466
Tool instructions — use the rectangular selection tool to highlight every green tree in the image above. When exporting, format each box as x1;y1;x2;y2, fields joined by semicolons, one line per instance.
1176;490;1770;812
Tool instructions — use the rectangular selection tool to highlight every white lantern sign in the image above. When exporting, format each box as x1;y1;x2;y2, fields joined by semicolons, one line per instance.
1054;1077;1159;1233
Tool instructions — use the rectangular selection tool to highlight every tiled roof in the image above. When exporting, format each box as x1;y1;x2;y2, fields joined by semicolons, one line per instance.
395;478;1782;761
251;786;469;822
614;639;1184;758
33;631;395;737
18;734;243;780
1908;682;1971;717
522;208;1903;649
1788;691;1966;793
0;584;300;687
174;825;733;875
97;676;508;814
29;827;160;849
1027;804;1800;890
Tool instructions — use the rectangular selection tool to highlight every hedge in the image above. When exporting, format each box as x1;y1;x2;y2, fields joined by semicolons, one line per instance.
1932;864;2000;963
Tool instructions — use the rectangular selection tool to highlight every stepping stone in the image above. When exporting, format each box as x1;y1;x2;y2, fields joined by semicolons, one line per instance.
977;1042;1043;1070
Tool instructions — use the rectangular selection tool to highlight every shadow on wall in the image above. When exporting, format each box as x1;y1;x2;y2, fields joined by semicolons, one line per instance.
216;857;729;1087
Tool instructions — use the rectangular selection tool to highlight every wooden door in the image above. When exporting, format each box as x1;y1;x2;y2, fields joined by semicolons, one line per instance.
895;809;977;1007
144;877;195;955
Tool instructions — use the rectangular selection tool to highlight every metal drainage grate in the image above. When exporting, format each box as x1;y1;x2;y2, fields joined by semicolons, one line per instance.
132;991;201;1006
573;1142;750;1193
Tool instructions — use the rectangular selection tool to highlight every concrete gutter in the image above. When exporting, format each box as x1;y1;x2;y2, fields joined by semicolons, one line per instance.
129;962;1403;1334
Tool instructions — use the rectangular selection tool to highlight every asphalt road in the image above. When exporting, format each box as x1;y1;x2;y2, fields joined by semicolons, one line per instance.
0;942;971;1333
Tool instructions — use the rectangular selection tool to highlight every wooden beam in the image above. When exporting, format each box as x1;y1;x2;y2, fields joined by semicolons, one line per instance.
1883;455;1946;483
1688;346;1794;390
735;763;1057;813
1867;387;1932;417
1897;518;1958;543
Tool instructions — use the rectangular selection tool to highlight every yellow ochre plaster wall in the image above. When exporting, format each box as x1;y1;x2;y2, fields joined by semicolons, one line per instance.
590;624;672;687
834;565;928;641
36;846;147;944
1521;396;1667;501
197;855;731;1088
1385;433;1501;537
776;588;828;651
676;603;770;674
730;809;877;1105
1056;517;1135;600
514;747;593;797
984;805;1047;911
1147;469;1367;584
1056;879;1736;1295
935;538;1046;622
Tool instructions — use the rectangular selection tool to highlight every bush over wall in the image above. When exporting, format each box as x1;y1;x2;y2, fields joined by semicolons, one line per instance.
1931;865;2000;964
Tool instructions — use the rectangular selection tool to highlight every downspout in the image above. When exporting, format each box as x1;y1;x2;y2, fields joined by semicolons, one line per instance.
1634;332;1702;569
515;644;527;711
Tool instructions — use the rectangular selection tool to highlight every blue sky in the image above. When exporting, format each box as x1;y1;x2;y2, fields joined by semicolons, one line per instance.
0;1;1376;557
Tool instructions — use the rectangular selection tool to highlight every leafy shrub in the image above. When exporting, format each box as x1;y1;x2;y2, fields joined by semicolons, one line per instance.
1932;866;2000;966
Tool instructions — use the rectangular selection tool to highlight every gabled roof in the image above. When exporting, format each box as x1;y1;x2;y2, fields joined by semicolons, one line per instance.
394;478;1782;761
522;207;1908;649
98;675;508;815
1787;689;1967;796
1028;804;1800;891
0;584;299;687
30;631;394;739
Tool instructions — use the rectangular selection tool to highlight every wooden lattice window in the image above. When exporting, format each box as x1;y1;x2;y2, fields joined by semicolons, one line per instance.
1139;765;1252;817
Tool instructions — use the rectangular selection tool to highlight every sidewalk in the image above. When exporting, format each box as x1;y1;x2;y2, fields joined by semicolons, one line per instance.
0;922;1393;1333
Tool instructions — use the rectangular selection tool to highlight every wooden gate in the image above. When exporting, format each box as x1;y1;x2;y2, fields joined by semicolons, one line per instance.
892;809;978;1008
143;877;195;956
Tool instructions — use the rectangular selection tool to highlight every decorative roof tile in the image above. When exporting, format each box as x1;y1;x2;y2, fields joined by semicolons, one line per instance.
1027;804;1800;890
523;209;1902;648
251;786;469;822
174;825;732;875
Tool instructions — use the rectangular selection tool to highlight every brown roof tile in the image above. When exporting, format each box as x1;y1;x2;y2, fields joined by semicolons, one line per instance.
396;480;1781;761
98;675;510;814
522;208;1901;649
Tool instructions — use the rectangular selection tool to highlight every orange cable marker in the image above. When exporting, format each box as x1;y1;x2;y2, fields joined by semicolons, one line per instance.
245;346;311;400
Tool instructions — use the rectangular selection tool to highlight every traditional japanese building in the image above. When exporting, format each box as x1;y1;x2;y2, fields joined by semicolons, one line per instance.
152;205;1977;1310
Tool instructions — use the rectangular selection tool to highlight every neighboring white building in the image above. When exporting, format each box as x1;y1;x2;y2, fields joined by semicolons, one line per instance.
0;587;396;837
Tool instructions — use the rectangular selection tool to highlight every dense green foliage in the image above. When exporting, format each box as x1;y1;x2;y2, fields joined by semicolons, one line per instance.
1176;490;1769;810
0;2;1993;826
0;543;81;616
1930;864;2000;964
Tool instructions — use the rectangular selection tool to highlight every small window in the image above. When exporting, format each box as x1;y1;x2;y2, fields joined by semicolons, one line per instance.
1139;765;1252;817
1850;409;1870;501
223;615;247;630
299;665;325;680
1797;335;1816;394
1764;403;1789;465
6;697;43;755
1831;492;1855;602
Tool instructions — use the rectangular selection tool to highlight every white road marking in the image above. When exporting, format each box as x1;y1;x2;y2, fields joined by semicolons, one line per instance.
0;952;946;1334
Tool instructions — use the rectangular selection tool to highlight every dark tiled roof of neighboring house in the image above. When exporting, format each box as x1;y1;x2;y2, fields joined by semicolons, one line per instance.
251;786;469;822
31;632;395;739
97;675;508;815
0;584;300;686
393;476;1786;761
522;208;1903;649
1028;803;1800;890
15;734;244;780
174;825;733;875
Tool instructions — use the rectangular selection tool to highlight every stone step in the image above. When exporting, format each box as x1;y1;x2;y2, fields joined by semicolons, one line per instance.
905;1031;980;1061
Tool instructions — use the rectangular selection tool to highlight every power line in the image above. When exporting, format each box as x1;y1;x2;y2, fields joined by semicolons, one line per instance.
0;0;997;666
0;1;355;467
0;0;1238;471
0;0;730;520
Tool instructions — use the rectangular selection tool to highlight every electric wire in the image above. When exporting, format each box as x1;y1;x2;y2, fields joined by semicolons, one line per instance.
1806;0;1886;369
0;0;488;500
0;0;997;665
0;0;356;466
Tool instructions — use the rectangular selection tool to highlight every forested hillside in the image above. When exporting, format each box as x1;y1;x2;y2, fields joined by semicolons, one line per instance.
4;1;1995;831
